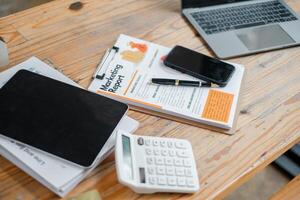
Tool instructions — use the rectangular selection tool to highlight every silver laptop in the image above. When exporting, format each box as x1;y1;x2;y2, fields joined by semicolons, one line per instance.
182;0;300;58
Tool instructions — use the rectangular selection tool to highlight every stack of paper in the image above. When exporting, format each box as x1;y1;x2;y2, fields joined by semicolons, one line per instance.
0;57;139;197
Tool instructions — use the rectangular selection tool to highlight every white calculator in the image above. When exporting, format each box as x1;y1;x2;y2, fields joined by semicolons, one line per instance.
115;131;200;194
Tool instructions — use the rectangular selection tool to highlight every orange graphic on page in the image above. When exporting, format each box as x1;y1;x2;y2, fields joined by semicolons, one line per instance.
129;42;148;53
121;50;145;63
121;41;148;63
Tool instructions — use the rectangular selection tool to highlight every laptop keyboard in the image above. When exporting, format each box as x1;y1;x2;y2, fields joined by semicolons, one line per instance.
191;0;298;35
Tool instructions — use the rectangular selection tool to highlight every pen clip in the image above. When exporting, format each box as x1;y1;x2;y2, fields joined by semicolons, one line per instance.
210;82;219;88
93;46;119;80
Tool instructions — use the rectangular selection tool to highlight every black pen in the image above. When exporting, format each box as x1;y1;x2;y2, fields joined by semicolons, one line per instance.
151;78;218;87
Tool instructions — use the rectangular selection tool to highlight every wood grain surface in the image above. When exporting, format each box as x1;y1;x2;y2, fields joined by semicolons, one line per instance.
0;0;300;199
270;175;300;200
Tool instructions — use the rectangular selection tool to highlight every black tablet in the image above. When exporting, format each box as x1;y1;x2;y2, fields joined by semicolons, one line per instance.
0;70;128;168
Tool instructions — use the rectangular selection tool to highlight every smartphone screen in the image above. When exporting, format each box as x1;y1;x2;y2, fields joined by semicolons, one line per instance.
164;46;235;86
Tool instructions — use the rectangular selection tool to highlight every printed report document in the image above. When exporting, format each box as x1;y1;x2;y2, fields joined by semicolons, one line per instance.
89;35;245;131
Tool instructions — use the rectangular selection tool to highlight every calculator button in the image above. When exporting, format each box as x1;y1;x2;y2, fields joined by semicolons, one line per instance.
158;177;167;185
153;140;159;146
183;159;192;167
165;158;173;166
174;158;183;166
145;139;151;146
166;167;175;176
169;150;176;157
147;157;154;165
156;166;165;175
148;177;156;185
161;149;168;156
167;177;177;186
160;140;166;147
186;178;196;187
139;167;146;183
176;150;189;158
145;148;152;155
175;141;188;149
175;167;185;176
185;168;193;177
155;157;164;165
167;141;173;148
177;178;186;186
154;149;160;156
147;167;155;175
137;137;144;145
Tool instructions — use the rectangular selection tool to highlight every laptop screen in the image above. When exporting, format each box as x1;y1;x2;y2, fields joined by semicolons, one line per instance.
182;0;253;9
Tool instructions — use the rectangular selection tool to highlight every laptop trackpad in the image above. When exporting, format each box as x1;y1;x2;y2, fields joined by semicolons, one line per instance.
236;25;295;51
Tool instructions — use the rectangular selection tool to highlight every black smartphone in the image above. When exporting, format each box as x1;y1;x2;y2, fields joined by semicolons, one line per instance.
164;46;235;87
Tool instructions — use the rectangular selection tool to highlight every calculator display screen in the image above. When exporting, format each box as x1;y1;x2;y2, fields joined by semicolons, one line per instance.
122;135;133;179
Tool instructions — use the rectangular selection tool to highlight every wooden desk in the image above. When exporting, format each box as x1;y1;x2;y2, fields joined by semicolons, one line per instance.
0;0;299;199
270;175;300;200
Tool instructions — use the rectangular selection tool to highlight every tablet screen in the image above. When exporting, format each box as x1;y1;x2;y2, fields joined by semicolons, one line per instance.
0;70;128;167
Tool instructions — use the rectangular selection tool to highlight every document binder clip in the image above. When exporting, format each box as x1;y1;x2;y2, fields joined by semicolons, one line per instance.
93;46;119;80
